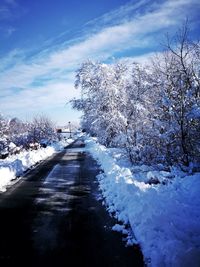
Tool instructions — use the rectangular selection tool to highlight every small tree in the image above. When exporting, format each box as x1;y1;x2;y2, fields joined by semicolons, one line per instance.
152;22;200;165
28;115;57;144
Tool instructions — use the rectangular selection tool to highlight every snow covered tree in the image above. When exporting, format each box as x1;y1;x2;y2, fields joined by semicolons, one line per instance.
28;115;57;144
72;23;200;167
152;23;200;165
72;60;128;147
8;117;29;147
122;63;156;163
0;114;9;154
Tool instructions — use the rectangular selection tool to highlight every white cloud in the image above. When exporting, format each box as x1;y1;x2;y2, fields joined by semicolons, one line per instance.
0;49;24;71
2;0;196;82
84;0;151;31
0;0;199;123
0;81;79;111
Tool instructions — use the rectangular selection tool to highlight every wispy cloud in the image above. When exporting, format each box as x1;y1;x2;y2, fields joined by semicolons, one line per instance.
0;0;18;20
0;49;26;71
0;0;199;121
4;0;17;7
0;0;21;41
4;26;16;37
84;0;152;32
0;6;12;20
0;81;79;111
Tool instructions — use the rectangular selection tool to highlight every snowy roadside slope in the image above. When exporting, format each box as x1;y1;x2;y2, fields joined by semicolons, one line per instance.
86;137;200;267
0;138;74;192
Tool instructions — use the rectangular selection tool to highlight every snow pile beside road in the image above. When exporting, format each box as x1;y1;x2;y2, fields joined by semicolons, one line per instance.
0;138;74;192
51;138;74;151
86;137;200;267
0;146;55;192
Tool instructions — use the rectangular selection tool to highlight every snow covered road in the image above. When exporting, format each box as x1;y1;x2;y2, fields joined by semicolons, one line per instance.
0;139;143;267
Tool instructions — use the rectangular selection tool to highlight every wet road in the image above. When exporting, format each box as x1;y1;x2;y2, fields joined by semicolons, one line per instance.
0;139;144;267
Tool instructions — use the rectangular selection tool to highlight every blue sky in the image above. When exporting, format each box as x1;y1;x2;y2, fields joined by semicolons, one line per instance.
0;0;200;125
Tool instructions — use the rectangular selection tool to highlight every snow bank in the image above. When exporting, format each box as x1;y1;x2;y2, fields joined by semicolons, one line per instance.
86;137;200;267
0;138;74;192
51;138;74;151
0;147;54;192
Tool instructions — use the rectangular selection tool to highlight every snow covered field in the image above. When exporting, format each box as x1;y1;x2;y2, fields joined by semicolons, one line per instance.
0;138;74;192
85;137;200;267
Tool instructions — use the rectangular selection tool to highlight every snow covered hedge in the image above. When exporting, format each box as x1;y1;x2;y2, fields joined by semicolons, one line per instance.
86;137;200;267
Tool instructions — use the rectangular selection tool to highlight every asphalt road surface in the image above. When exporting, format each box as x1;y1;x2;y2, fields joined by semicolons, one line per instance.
0;139;144;267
